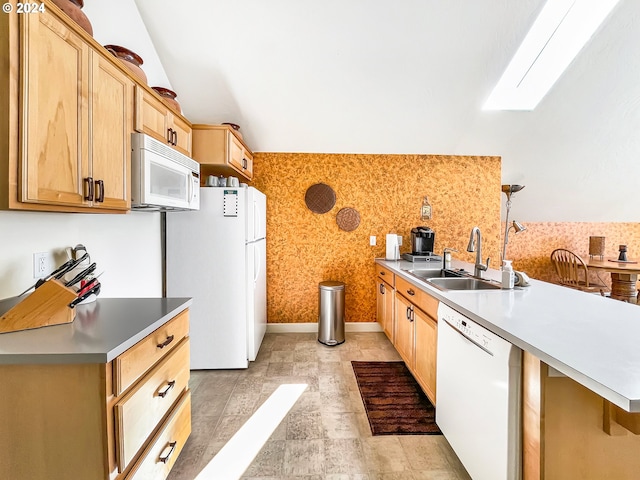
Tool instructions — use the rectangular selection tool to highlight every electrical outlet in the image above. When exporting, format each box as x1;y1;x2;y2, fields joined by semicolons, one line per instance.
33;252;50;279
397;235;403;246
370;236;376;246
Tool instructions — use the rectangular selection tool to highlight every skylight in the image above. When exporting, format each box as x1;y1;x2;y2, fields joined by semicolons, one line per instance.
484;0;621;111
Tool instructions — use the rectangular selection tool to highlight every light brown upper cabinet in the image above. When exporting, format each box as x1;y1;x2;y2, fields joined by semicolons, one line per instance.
0;2;132;212
89;51;133;211
191;124;254;182
134;86;192;157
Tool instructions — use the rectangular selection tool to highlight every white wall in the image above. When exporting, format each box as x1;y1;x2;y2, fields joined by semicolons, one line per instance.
0;211;162;299
134;0;640;223
83;0;171;88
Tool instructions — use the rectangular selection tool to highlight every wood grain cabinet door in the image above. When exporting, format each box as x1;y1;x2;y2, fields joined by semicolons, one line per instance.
376;279;394;342
90;51;133;210
241;148;254;180
228;132;245;172
414;307;437;405
20;11;89;207
170;114;192;157
135;85;170;144
394;292;415;368
134;86;192;157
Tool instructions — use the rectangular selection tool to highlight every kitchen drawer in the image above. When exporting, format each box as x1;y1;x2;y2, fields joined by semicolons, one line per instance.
115;337;190;472
376;264;395;287
114;309;189;395
396;276;438;319
125;390;192;480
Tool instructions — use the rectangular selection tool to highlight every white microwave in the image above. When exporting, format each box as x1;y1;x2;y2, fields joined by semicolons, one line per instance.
131;133;200;211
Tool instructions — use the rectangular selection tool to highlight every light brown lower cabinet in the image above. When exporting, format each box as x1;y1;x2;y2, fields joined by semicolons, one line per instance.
394;292;415;367
375;267;439;406
0;309;191;480
413;306;438;404
391;274;439;405
376;274;395;342
523;351;640;480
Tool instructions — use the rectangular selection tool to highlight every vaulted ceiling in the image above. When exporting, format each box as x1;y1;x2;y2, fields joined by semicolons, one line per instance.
92;0;640;221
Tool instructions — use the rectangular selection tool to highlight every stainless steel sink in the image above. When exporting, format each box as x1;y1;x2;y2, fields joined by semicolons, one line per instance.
426;277;502;291
405;268;465;281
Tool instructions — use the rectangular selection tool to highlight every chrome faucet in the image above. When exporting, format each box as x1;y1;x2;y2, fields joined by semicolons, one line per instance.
467;227;490;278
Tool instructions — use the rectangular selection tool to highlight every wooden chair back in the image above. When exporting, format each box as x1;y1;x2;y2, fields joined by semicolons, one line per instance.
550;248;591;288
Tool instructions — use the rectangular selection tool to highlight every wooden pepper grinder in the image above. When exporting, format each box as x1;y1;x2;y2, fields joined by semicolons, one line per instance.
618;244;628;262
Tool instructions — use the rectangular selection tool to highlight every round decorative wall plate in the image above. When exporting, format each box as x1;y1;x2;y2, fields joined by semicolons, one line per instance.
304;183;336;214
336;207;360;231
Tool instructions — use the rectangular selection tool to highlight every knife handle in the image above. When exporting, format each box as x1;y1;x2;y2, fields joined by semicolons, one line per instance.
65;263;97;287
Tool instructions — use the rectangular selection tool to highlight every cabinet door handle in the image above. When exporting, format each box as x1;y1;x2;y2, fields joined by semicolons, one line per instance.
84;177;94;201
158;441;177;464
406;306;411;320
242;158;247;169
94;179;104;202
407;289;415;296
167;127;174;144
410;306;415;322
157;335;174;349
157;380;176;398
172;129;178;146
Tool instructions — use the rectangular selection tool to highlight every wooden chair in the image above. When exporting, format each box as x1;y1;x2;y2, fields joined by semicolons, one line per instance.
550;248;608;296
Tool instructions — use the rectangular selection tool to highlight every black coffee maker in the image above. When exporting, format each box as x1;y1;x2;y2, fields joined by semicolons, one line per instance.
411;227;435;255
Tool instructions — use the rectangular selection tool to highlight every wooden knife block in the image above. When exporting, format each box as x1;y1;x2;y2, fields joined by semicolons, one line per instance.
0;280;77;334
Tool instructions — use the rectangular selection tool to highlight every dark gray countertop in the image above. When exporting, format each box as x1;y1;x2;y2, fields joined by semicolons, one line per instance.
0;297;192;364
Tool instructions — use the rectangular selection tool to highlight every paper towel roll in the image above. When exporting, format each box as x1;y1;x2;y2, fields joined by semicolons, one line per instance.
386;234;399;260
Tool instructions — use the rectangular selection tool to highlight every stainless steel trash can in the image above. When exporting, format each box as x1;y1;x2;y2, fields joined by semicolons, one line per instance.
318;281;345;346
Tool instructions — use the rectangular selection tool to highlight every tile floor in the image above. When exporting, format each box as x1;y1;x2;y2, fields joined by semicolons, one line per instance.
167;332;471;480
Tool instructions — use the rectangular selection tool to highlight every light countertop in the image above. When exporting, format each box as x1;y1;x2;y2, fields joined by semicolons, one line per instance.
377;258;640;412
0;297;192;365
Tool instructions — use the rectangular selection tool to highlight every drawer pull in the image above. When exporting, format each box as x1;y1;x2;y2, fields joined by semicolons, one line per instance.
157;380;176;398
95;179;104;203
380;271;385;275
157;335;175;349
158;441;177;464
407;289;415;296
84;177;94;201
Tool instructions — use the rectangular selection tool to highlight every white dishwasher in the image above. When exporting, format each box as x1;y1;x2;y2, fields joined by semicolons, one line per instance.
436;303;522;480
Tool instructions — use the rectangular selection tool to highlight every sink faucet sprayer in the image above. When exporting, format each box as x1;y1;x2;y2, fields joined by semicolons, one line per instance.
467;227;490;278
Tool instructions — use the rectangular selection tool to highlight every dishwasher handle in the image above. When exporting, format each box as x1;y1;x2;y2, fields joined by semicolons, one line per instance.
441;317;493;356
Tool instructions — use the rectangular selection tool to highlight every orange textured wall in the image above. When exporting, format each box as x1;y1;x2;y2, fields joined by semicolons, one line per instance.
251;153;502;323
507;222;640;287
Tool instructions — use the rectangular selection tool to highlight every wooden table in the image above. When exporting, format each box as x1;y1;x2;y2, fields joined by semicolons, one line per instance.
586;258;640;302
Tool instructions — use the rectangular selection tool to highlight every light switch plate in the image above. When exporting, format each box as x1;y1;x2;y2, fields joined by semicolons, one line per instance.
370;236;376;246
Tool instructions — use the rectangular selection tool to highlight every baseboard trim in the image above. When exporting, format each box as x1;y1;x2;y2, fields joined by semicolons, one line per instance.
266;322;383;333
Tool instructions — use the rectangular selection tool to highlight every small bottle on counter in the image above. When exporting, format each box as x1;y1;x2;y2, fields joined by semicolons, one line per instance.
443;247;457;270
502;260;514;289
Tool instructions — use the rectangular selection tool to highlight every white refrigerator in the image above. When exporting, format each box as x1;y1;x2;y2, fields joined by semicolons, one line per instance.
166;186;267;369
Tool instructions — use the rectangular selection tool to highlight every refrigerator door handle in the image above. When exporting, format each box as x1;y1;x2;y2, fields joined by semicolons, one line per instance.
254;244;260;283
254;199;259;241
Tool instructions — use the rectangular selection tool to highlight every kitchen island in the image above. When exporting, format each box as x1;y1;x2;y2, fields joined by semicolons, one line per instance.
0;297;193;480
377;258;640;480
